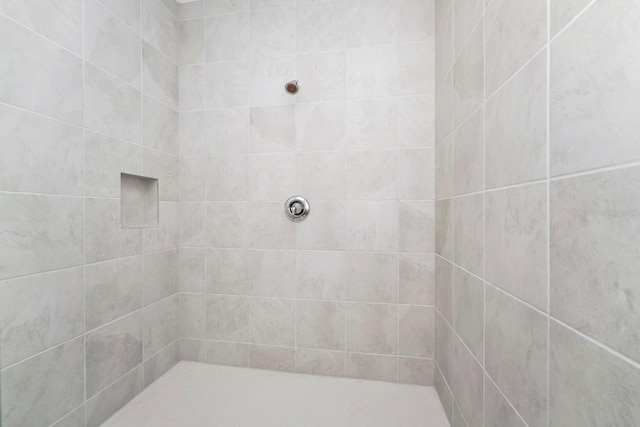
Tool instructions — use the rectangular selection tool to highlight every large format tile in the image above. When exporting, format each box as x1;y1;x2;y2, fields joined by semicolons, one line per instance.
452;335;483;427
453;193;483;276
453;22;483;126
453;267;483;362
550;0;640;176
551;166;640;361
207;295;251;342
296;301;345;351
143;295;179;358
0;194;83;280
0;338;84;427
549;322;640;426
0;15;83;124
85;367;144;427
346;303;397;355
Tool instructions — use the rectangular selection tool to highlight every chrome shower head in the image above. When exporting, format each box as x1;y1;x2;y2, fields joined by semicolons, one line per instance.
285;80;300;95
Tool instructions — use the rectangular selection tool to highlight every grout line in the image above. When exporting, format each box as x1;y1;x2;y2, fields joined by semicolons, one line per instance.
546;0;552;425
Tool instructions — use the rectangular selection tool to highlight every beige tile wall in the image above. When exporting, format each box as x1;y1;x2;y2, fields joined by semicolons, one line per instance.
0;1;181;425
177;0;437;385
435;0;640;425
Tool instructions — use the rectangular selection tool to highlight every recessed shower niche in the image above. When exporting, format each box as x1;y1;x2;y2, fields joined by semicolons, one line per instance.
120;173;159;228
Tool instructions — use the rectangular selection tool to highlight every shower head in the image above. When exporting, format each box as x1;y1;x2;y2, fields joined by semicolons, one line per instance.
285;80;300;95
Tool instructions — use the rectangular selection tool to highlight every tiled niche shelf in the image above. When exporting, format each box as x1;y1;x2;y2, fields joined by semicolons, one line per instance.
121;173;159;228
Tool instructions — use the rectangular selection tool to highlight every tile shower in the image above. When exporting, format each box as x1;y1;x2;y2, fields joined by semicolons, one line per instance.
0;1;638;427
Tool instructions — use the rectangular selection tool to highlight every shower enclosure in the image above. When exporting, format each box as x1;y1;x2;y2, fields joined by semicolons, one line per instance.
1;0;639;426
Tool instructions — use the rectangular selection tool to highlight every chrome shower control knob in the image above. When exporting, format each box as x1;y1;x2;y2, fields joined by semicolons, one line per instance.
284;196;310;222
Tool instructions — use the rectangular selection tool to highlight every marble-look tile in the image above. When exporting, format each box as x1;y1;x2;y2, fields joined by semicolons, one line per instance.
551;166;640;361
436;133;454;199
0;104;83;195
346;0;398;48
84;63;141;143
295;251;346;301
550;0;593;36
486;51;546;188
250;344;295;372
345;98;398;150
400;149;435;200
399;357;433;386
296;51;345;102
434;363;453;423
142;42;178;108
346;303;397;355
143;295;179;358
399;306;434;358
486;183;548;310
297;1;345;52
453;107;484;196
454;23;483;125
400;253;435;305
143;148;179;201
206;107;249;154
435;198;453;261
85;0;141;88
143;340;179;387
346;201;399;252
207;295;250;341
485;286;548;427
484;375;527;427
550;0;640;176
398;41;435;95
0;15;82;124
180;112;206;156
250;250;295;297
250;202;296;249
435;256;453;323
399;0;435;43
295;202;345;250
453;267;484;362
142;249;179;306
84;197;141;263
453;193;483;276
346;150;398;200
296;349;345;377
180;19;205;65
86;312;142;397
0;0;82;54
296;152;345;201
249;55;294;106
399;94;436;148
179;65;205;111
452;335;483;427
346;252;398;303
207;61;250;108
85;367;144;427
206;155;249;201
180;157;206;202
435;0;453;86
52;406;85;427
85;258;142;330
0;268;83;368
142;201;180;252
453;0;483;57
250;297;295;346
180;294;205;339
142;0;179;62
180;248;205;293
206;0;248;16
85;131;142;198
0;338;84;427
346;45;398;99
205;340;250;367
549;322;640;426
206;248;250;295
297;301;345;351
250;153;296;201
485;0;546;94
250;105;295;153
251;0;293;9
435;71;454;146
0;194;83;280
180;203;205;247
100;0;141;30
346;353;398;382
296;101;346;152
143;96;178;155
250;7;295;57
206;13;249;62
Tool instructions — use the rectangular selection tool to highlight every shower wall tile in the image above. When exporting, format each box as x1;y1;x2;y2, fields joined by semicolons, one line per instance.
345;200;399;252
85;257;142;330
143;295;180;358
248;55;294;106
250;153;296;201
0;268;84;368
453;193;484;276
435;1;453;86
143;340;180;387
180;248;206;292
484;375;527;427
345;45;398;99
0;194;83;279
100;0;141;30
207;295;250;341
205;108;249;154
250;249;296;297
295;202;345;250
453;0;483;57
453;107;483;196
453;23;483;126
179;65;206;110
250;7;295;57
345;0;398;48
296;152;345;200
297;1;345;53
142;41;179;108
180;111;206;155
250;344;295;372
85;197;140;263
295;101;346;152
250;297;295;346
206;13;249;62
399;201;435;253
0;104;83;195
143;148;179;201
399;95;436;149
85;0;141;88
0;338;84;427
206;248;251;295
144;97;179;155
346;353;398;382
346;252;399;303
296;349;345;377
346;303;398;355
452;335;483;427
399;149;435;200
207;61;249;107
86;312;143;397
180;19;205;65
399;0;435;43
53;406;86;427
142;0;179;62
0;15;83;124
85;367;144;427
142;249;179;305
85;63;142;143
399;253;435;305
399;305;434;358
205;0;247;16
399;357;434;386
346;150;398;200
295;250;347;301
398;41;435;95
206;155;249;200
180;202;206;247
345;98;398;150
205;340;250;367
207;202;251;247
296;300;345;351
550;0;593;36
453;267;484;362
180;158;206;201
180;293;206;339
296;51;345;102
249;105;295;153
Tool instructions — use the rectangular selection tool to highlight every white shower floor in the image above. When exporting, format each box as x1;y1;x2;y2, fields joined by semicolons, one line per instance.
101;361;450;427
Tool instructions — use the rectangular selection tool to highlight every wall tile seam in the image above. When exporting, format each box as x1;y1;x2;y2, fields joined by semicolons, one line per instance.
548;0;599;45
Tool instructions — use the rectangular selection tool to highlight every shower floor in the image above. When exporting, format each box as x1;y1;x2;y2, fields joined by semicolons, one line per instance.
101;361;449;427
